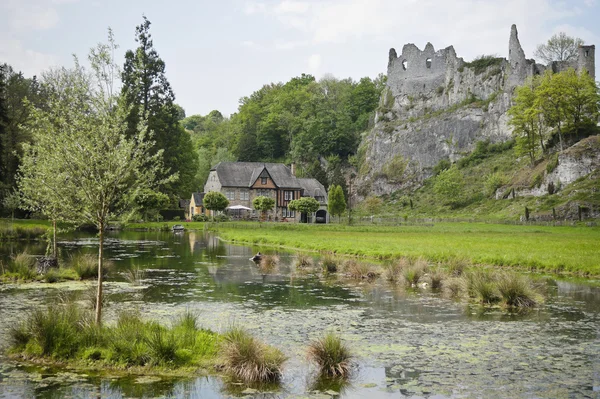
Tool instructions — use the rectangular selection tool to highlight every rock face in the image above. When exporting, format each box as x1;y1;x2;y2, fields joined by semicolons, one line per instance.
357;25;596;198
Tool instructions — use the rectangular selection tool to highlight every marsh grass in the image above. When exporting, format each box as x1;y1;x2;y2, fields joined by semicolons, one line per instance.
0;223;48;240
221;327;286;383
442;277;467;299
124;264;146;286
467;271;502;304
343;260;380;280
321;255;340;274
428;267;447;289
0;251;38;280
10;305;220;370
259;255;280;274
402;259;427;287
307;332;353;378
447;258;470;276
68;253;103;280
496;273;542;308
294;254;314;269
384;258;409;282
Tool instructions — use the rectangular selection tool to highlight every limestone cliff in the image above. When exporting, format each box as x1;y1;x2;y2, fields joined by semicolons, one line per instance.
356;25;596;198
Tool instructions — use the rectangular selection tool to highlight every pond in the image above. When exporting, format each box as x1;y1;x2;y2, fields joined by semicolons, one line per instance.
0;231;599;398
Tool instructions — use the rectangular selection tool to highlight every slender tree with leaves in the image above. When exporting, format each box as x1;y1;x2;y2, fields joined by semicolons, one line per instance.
288;197;320;222
203;191;229;220
253;195;275;221
19;31;171;325
534;32;584;64
328;185;346;221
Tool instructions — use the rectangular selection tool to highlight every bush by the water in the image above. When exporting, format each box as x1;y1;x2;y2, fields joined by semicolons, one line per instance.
294;254;314;269
221;327;287;383
320;255;340;274
307;332;353;378
259;254;279;274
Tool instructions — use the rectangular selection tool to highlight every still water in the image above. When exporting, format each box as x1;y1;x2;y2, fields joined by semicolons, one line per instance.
0;231;599;398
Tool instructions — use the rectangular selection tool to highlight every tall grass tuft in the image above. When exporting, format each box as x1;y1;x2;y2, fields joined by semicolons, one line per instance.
384;257;409;283
145;324;178;365
343;260;380;280
259;254;280;274
3;251;38;280
467;271;501;304
307;332;353;378
320;255;340;274
442;277;467;299
221;327;287;383
428;267;447;290
402;260;426;287
447;258;470;276
497;273;541;308
124;264;145;286
69;253;98;280
294;254;314;269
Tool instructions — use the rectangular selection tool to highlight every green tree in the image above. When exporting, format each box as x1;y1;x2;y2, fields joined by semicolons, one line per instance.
121;16;198;199
433;166;464;207
508;77;546;165
253;195;275;221
133;189;170;221
2;189;21;221
18;33;170;325
288;197;320;222
363;196;383;216
534;32;584;64
203;191;229;219
328;185;346;221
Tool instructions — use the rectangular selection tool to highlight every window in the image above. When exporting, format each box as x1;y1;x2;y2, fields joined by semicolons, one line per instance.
284;190;294;201
240;191;249;201
282;208;295;218
426;58;432;68
261;177;267;185
226;191;235;200
402;60;407;70
257;189;271;197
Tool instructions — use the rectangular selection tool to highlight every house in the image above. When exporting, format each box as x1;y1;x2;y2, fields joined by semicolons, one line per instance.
187;192;206;220
204;162;328;222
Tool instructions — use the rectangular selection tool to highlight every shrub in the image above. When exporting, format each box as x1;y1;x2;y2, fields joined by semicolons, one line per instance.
221;327;286;383
433;159;451;176
497;273;541;308
484;172;506;197
320;255;340;274
192;214;209;222
546;154;559;173
307;332;353;378
463;55;504;75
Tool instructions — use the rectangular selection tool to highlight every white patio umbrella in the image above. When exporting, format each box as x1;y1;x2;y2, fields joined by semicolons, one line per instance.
227;205;253;210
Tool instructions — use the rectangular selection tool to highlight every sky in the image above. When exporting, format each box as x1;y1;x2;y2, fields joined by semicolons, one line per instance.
1;0;599;118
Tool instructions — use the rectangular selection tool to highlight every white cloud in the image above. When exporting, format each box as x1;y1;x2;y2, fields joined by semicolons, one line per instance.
0;38;60;77
307;53;322;72
245;0;585;61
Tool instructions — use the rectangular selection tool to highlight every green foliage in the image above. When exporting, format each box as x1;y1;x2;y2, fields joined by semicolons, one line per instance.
68;253;100;280
192;213;209;222
307;332;353;377
203;191;229;213
484;172;507;197
120;17;197;198
462;55;504;75
433;166;464;207
457;140;514;168
546;154;559;173
496;273;542;308
328;185;346;218
221;327;286;383
363;196;383;215
382;155;407;182
253;195;275;221
320;255;340;273
288;197;320;217
433;159;451;176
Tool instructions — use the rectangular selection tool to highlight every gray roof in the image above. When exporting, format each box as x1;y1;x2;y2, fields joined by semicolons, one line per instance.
179;199;191;209
298;178;327;199
192;192;204;206
212;162;303;189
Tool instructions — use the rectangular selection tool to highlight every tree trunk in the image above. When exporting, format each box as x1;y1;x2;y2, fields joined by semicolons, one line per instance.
52;219;57;258
95;224;104;325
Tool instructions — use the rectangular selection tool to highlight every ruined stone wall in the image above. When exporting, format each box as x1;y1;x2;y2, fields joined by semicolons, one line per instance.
357;25;596;198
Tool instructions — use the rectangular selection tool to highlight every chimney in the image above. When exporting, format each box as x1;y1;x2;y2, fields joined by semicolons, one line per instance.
291;163;296;176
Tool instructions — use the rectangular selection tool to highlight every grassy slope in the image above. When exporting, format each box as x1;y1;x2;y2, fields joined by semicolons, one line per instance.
380;137;600;221
215;222;600;276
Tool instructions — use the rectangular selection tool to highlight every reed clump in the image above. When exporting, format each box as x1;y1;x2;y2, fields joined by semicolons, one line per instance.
384;257;410;283
259;254;280;274
307;332;353;378
220;327;286;383
294;254;314;269
496;273;542;308
320;255;340;274
466;270;502;304
402;259;428;288
124;264;146;286
343;260;380;280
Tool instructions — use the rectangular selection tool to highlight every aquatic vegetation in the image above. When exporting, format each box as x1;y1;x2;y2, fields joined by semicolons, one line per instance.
496;273;542;308
384;257;409;282
0;223;48;241
220;327;286;383
428;267;447;289
294;253;314;269
259;254;280;274
124;264;145;286
442;277;468;299
447;257;470;276
402;262;426;287
307;332;353;378
467;271;502;304
0;251;38;280
320;255;340;274
343;260;380;280
9;305;221;369
68;253;99;280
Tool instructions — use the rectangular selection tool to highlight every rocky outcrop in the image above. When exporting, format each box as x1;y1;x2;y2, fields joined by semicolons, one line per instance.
357;25;596;198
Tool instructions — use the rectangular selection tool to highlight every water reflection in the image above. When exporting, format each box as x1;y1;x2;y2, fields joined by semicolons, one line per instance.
1;230;599;398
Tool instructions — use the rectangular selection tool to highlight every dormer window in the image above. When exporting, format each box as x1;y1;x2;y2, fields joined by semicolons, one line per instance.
261;177;267;185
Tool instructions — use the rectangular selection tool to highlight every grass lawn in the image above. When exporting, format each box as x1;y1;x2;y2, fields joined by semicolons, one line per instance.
213;222;600;276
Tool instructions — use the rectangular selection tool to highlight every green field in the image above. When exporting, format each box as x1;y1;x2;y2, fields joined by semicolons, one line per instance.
212;222;600;276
